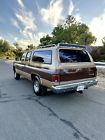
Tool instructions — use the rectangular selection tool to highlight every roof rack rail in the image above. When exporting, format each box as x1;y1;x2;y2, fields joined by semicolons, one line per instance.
39;43;86;49
39;44;56;48
58;43;86;49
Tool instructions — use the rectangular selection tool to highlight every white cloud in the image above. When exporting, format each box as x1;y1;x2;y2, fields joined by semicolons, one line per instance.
14;37;18;42
40;0;64;27
68;0;82;22
16;10;37;32
34;32;47;44
89;11;105;46
13;32;47;49
13;0;82;48
0;36;11;45
12;0;47;48
68;0;74;15
11;0;39;48
0;36;4;40
75;13;82;22
14;38;33;50
11;18;20;29
17;0;24;8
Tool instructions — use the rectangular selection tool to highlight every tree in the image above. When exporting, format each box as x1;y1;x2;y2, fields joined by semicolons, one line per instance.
0;39;16;58
102;37;105;46
76;24;96;45
27;44;35;50
5;49;15;58
51;25;65;44
91;48;101;61
65;15;78;27
40;35;52;46
13;42;23;59
40;15;96;46
0;39;11;52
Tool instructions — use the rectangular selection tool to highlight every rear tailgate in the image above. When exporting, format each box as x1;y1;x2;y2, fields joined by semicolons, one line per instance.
58;48;97;83
58;63;97;82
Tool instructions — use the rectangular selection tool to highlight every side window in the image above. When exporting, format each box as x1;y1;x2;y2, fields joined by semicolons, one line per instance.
21;52;27;61
25;51;32;61
32;50;52;64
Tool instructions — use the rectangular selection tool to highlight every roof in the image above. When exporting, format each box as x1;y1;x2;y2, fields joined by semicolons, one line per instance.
26;43;87;53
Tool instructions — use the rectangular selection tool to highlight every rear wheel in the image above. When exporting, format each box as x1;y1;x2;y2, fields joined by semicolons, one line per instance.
33;77;47;96
14;71;20;80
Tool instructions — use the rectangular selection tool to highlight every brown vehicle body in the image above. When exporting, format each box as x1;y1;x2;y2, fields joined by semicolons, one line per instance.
13;43;97;95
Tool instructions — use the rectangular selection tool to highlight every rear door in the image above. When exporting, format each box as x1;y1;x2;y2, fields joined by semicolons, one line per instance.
58;48;97;82
23;51;32;79
15;52;27;74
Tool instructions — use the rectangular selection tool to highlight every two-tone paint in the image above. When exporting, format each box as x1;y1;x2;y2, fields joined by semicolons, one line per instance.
13;45;97;93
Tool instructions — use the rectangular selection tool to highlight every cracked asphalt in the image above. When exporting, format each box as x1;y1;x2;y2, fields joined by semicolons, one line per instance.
0;60;105;140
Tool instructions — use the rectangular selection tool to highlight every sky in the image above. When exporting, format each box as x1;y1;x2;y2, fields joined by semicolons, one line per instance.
0;0;105;48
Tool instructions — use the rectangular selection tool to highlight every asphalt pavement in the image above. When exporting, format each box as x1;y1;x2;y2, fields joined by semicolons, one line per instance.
0;59;105;140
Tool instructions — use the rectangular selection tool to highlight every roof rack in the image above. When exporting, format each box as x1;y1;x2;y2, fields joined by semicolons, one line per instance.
58;43;86;49
39;43;86;49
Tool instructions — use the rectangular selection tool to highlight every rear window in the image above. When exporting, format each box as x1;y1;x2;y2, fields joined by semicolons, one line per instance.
59;49;91;63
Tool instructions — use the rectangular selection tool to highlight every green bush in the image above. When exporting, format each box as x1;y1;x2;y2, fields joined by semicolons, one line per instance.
91;46;105;62
98;54;105;62
91;48;101;61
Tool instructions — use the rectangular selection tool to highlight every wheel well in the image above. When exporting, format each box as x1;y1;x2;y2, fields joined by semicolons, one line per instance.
31;74;40;81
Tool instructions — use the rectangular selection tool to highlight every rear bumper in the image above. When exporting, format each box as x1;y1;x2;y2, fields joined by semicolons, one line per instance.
52;79;97;93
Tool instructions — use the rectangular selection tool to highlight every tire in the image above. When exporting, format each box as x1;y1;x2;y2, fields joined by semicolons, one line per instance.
14;71;20;80
33;77;47;96
78;90;84;94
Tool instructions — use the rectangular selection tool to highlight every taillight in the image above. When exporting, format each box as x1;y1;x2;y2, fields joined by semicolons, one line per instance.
52;75;60;82
90;67;97;77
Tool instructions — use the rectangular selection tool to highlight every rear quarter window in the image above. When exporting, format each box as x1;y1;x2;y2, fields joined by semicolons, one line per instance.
32;50;52;64
21;52;27;61
59;49;91;63
25;51;32;61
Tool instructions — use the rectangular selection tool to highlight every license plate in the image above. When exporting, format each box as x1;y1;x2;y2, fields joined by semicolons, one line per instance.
77;85;84;91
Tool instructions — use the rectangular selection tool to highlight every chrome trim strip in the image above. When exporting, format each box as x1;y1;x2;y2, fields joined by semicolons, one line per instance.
60;77;96;85
25;64;52;70
16;63;24;67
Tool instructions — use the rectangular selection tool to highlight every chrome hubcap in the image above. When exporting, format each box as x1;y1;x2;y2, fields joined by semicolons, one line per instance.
34;81;39;93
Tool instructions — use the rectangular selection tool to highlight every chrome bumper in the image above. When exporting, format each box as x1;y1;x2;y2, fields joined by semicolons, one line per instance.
52;79;97;93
